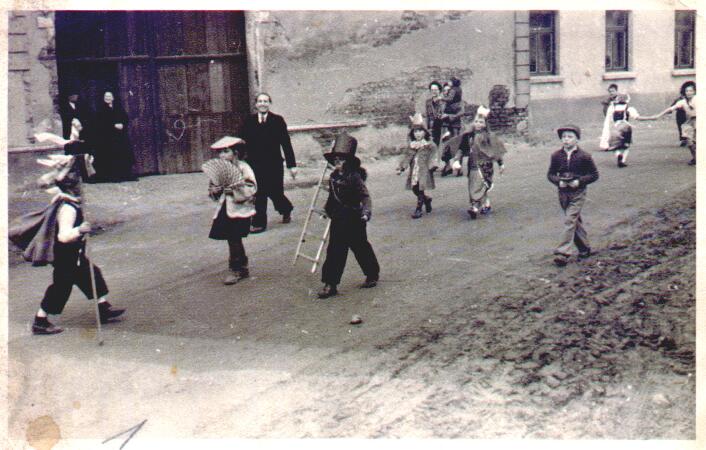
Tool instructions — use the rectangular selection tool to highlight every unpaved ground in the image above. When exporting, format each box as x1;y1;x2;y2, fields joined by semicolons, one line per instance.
6;121;696;445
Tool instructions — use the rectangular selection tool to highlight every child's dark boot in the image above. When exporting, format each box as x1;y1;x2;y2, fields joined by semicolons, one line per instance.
617;154;626;168
98;302;126;324
318;284;338;299
224;267;249;285
32;316;63;335
412;198;424;219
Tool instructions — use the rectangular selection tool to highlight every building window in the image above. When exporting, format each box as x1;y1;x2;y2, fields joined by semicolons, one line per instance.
675;10;695;68
529;11;556;75
605;11;629;71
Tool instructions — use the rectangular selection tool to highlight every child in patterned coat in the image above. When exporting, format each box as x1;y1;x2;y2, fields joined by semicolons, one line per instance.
397;114;437;219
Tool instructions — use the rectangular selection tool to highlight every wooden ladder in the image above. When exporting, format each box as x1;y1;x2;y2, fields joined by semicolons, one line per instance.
293;162;333;273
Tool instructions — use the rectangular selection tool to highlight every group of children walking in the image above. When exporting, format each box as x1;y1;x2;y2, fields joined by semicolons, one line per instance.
600;80;697;167
398;109;507;220
10;79;695;334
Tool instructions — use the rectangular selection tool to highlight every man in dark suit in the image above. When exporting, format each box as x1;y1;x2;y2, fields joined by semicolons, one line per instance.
242;93;297;233
58;89;91;140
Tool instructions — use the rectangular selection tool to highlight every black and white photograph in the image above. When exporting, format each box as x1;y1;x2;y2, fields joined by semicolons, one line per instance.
2;3;702;448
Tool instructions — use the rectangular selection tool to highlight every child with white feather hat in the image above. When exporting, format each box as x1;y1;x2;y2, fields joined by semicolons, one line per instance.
452;107;506;219
9;153;125;335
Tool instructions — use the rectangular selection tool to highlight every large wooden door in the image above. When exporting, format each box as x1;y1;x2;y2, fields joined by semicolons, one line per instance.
55;11;250;175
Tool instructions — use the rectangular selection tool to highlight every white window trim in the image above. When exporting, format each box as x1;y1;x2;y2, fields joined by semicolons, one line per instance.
530;75;564;84
671;68;696;77
602;71;636;80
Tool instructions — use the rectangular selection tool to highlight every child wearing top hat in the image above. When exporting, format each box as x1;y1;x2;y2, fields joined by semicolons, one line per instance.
546;125;599;267
207;136;258;285
318;133;380;299
397;113;437;219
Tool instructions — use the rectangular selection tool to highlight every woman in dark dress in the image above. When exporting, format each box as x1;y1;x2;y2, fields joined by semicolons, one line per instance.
94;91;136;182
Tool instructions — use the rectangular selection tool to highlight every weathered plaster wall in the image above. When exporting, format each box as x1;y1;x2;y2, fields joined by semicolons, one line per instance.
8;11;60;149
257;11;516;126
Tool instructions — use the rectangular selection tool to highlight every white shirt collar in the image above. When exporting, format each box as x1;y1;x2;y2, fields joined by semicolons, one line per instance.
563;146;577;160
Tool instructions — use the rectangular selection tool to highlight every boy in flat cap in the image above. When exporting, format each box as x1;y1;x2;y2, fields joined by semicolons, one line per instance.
547;125;599;267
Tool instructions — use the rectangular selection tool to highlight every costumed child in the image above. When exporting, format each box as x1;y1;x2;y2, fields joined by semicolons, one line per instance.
397;113;436;219
318;133;380;299
604;94;640;168
453;112;507;219
9;153;125;335
639;80;696;165
204;136;258;285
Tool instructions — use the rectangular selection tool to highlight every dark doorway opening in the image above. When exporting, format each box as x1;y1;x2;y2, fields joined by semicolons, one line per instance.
55;11;250;175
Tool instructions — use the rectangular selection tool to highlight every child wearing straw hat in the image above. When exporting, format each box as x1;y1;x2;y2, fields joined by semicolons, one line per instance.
206;136;258;285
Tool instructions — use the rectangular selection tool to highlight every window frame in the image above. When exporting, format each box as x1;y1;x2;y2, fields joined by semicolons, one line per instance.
605;10;630;72
674;10;696;69
529;11;557;76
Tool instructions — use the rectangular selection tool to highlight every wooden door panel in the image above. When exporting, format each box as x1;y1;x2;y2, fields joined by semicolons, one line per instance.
119;63;158;174
57;11;250;175
190;113;225;167
153;13;185;56
186;63;211;114
182;12;207;55
205;12;228;54
158;64;189;173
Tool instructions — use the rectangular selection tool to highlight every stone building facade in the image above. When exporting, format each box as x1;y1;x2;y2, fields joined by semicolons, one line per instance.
7;9;697;177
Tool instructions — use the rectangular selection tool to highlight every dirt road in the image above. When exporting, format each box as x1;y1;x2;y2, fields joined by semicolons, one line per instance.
7;121;696;444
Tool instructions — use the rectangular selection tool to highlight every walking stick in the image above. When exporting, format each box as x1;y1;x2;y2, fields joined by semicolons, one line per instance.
78;166;104;346
83;234;104;346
